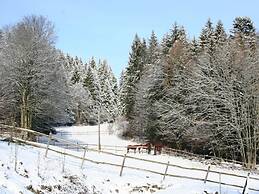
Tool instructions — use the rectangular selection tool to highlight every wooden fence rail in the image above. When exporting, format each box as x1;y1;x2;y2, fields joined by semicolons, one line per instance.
43;143;126;153
10;137;259;192
1;124;258;178
0;124;250;166
1;124;259;192
163;147;245;166
57;131;110;136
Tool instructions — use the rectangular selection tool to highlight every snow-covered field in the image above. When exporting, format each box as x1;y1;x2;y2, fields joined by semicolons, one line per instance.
54;123;133;146
1;124;259;194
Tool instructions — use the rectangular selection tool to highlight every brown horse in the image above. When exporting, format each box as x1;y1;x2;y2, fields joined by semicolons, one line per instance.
138;143;152;154
127;144;140;153
127;143;152;154
153;142;164;155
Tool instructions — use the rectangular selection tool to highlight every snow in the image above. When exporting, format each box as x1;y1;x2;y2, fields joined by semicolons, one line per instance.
54;123;134;148
1;124;259;194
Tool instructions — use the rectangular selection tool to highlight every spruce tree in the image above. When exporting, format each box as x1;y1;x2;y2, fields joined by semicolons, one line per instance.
71;69;80;84
147;31;160;65
199;18;215;55
161;23;186;55
121;34;146;122
214;20;227;47
256;32;259;47
161;33;171;55
98;60;118;121
109;69;119;120
141;38;147;65
83;57;100;103
118;70;125;116
231;17;256;51
189;37;200;58
164;25;188;87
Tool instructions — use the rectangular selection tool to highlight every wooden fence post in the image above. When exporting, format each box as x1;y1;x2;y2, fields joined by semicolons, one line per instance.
119;154;127;176
163;161;170;180
242;172;250;194
81;147;87;169
62;152;65;173
14;143;18;172
9;124;15;145
204;165;211;183
45;132;52;157
37;151;41;177
219;172;221;194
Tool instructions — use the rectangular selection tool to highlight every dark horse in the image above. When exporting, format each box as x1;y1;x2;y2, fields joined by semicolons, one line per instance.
153;142;163;155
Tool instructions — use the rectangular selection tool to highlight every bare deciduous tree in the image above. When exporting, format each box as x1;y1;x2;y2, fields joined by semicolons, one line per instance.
0;15;71;130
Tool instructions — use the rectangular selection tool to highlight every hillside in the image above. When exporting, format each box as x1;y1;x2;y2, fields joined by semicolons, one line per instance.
0;124;259;194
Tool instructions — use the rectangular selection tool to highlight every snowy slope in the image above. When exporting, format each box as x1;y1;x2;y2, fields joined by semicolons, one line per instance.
54;123;133;146
1;124;259;194
0;140;173;194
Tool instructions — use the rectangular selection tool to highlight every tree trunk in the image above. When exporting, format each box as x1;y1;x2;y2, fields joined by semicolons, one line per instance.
20;89;29;139
20;105;24;128
28;110;32;129
253;140;257;169
76;104;81;125
21;89;27;128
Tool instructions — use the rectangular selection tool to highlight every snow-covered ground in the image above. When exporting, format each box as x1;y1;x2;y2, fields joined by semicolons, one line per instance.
54;123;133;146
1;124;259;194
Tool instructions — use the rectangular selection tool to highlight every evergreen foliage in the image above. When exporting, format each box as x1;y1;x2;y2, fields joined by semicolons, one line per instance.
119;17;259;168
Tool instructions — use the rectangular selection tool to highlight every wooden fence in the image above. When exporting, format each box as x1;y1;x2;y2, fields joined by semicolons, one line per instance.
55;129;250;167
163;147;245;166
45;142;127;153
57;131;111;136
51;142;248;167
1;124;259;193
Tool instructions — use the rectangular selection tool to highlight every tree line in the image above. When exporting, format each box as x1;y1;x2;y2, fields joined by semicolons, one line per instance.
0;14;258;169
119;17;259;169
0;15;118;132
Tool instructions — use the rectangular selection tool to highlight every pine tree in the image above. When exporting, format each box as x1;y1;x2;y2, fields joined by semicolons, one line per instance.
147;31;160;65
199;18;215;55
161;23;187;55
65;54;74;70
71;69;81;84
164;26;188;87
231;17;256;52
120;34;146;122
189;37;200;57
256;32;259;47
71;83;92;125
214;20;227;47
83;57;100;102
81;58;99;123
118;70;127;116
141;38;147;65
177;26;187;43
161;33;171;55
108;66;119;120
98;60;118;122
134;60;164;142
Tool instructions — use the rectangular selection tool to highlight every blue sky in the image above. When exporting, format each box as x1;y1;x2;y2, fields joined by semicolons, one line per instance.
1;0;259;77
